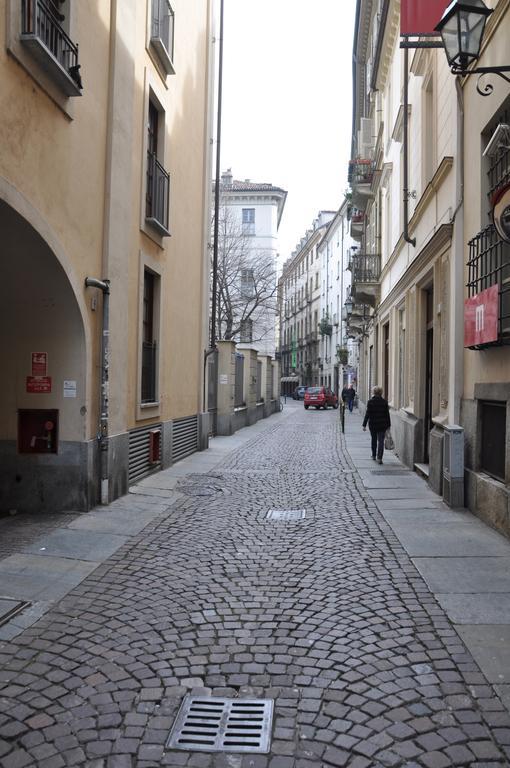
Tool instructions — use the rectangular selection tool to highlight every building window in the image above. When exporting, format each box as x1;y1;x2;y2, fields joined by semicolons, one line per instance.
150;0;175;74
398;308;406;408
242;208;255;235
20;0;82;96
240;318;253;343
240;268;254;299
480;401;506;482
141;270;158;404
146;99;170;235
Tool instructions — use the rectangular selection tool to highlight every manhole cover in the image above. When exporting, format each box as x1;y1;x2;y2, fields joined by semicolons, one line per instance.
166;696;274;753
177;475;225;497
266;509;306;521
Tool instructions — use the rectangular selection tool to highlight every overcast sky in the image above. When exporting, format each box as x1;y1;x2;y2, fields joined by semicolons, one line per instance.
220;0;357;265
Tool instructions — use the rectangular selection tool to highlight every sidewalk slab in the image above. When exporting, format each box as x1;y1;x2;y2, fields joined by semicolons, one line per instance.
22;528;128;561
0;553;98;601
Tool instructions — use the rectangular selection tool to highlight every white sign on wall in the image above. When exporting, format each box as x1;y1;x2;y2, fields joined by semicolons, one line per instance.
63;380;77;398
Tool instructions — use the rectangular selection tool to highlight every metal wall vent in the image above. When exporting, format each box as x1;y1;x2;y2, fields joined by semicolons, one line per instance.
266;509;306;521
172;415;199;464
166;696;273;753
128;423;163;485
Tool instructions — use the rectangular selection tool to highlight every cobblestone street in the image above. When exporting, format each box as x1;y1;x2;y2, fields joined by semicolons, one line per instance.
1;404;510;767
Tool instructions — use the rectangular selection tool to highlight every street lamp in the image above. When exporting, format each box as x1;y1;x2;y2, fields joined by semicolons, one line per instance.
435;0;510;95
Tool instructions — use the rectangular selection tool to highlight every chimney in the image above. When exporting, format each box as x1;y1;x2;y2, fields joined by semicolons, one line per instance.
221;168;233;187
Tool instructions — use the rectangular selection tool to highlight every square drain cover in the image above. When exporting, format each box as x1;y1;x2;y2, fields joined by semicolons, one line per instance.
166;696;274;753
266;509;305;521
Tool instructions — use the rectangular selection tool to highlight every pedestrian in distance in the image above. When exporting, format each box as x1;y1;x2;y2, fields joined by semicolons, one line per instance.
362;386;391;464
341;384;356;412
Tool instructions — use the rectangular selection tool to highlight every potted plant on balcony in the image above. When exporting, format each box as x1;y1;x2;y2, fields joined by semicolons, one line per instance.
336;346;349;365
318;315;333;336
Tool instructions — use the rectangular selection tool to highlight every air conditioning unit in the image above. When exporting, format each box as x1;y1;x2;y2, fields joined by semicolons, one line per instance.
443;425;464;508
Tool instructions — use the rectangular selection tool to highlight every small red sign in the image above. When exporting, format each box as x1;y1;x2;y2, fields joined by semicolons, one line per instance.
31;352;48;376
26;376;52;394
401;0;450;35
464;285;499;347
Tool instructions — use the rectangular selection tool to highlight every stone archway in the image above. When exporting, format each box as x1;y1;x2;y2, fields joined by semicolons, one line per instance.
0;198;92;513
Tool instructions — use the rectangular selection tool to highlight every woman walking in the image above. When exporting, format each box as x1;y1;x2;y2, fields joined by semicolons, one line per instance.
362;386;391;464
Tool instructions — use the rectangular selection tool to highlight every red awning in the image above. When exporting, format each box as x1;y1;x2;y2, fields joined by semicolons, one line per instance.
401;0;450;36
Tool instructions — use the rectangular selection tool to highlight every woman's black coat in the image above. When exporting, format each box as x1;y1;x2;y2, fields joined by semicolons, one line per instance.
362;395;391;433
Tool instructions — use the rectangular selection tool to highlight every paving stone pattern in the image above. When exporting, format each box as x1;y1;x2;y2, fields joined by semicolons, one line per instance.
1;409;510;766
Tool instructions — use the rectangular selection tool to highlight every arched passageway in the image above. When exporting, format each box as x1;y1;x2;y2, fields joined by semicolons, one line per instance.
0;199;92;513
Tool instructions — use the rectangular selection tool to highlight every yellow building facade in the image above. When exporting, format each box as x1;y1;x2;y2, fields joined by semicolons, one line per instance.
0;0;214;512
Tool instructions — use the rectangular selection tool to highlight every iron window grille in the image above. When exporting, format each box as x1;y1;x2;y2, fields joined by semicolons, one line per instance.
21;0;82;93
141;341;157;404
146;150;170;235
467;226;510;347
151;0;175;73
234;354;244;407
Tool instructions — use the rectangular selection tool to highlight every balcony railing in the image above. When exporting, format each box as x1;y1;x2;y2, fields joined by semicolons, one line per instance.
146;151;170;235
350;253;381;284
467;224;510;347
141;341;157;404
348;159;375;186
21;0;82;95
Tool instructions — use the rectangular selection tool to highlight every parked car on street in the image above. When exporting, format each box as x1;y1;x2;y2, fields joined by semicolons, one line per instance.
304;386;338;410
292;386;307;400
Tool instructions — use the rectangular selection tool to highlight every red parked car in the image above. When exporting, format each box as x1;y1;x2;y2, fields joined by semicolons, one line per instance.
304;386;339;410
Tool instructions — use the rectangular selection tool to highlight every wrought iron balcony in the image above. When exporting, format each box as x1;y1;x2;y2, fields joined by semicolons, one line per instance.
21;0;82;96
349;254;381;308
349;159;375;211
348;159;375;186
146;151;170;235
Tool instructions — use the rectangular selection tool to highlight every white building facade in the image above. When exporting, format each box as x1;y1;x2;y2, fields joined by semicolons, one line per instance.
318;201;356;394
216;169;287;357
278;212;335;393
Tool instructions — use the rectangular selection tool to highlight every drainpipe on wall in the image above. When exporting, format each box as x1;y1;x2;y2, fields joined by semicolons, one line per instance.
85;278;110;505
403;47;416;248
449;78;465;426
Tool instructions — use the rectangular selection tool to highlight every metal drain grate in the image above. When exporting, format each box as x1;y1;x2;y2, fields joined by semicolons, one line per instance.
166;696;273;753
266;509;306;521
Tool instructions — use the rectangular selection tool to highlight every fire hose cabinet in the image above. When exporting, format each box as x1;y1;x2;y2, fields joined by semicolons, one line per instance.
18;409;59;454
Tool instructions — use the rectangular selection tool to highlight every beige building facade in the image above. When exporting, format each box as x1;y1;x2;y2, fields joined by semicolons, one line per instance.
348;0;510;535
0;0;215;513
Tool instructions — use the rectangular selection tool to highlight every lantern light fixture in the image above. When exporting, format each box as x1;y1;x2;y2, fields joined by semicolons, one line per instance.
435;0;510;95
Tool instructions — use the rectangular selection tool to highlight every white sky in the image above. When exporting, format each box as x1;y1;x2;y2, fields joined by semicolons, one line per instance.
220;0;357;265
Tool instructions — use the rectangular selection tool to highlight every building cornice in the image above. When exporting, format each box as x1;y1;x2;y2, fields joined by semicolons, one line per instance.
372;0;400;93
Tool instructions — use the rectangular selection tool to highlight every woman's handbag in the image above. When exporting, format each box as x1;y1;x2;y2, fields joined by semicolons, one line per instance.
384;428;394;451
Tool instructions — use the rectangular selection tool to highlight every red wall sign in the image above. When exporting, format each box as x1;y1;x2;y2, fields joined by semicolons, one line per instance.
464;285;499;347
401;0;450;35
31;352;48;376
26;376;52;394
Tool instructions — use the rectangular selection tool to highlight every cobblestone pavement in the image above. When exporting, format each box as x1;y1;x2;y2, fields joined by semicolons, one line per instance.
1;407;510;767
